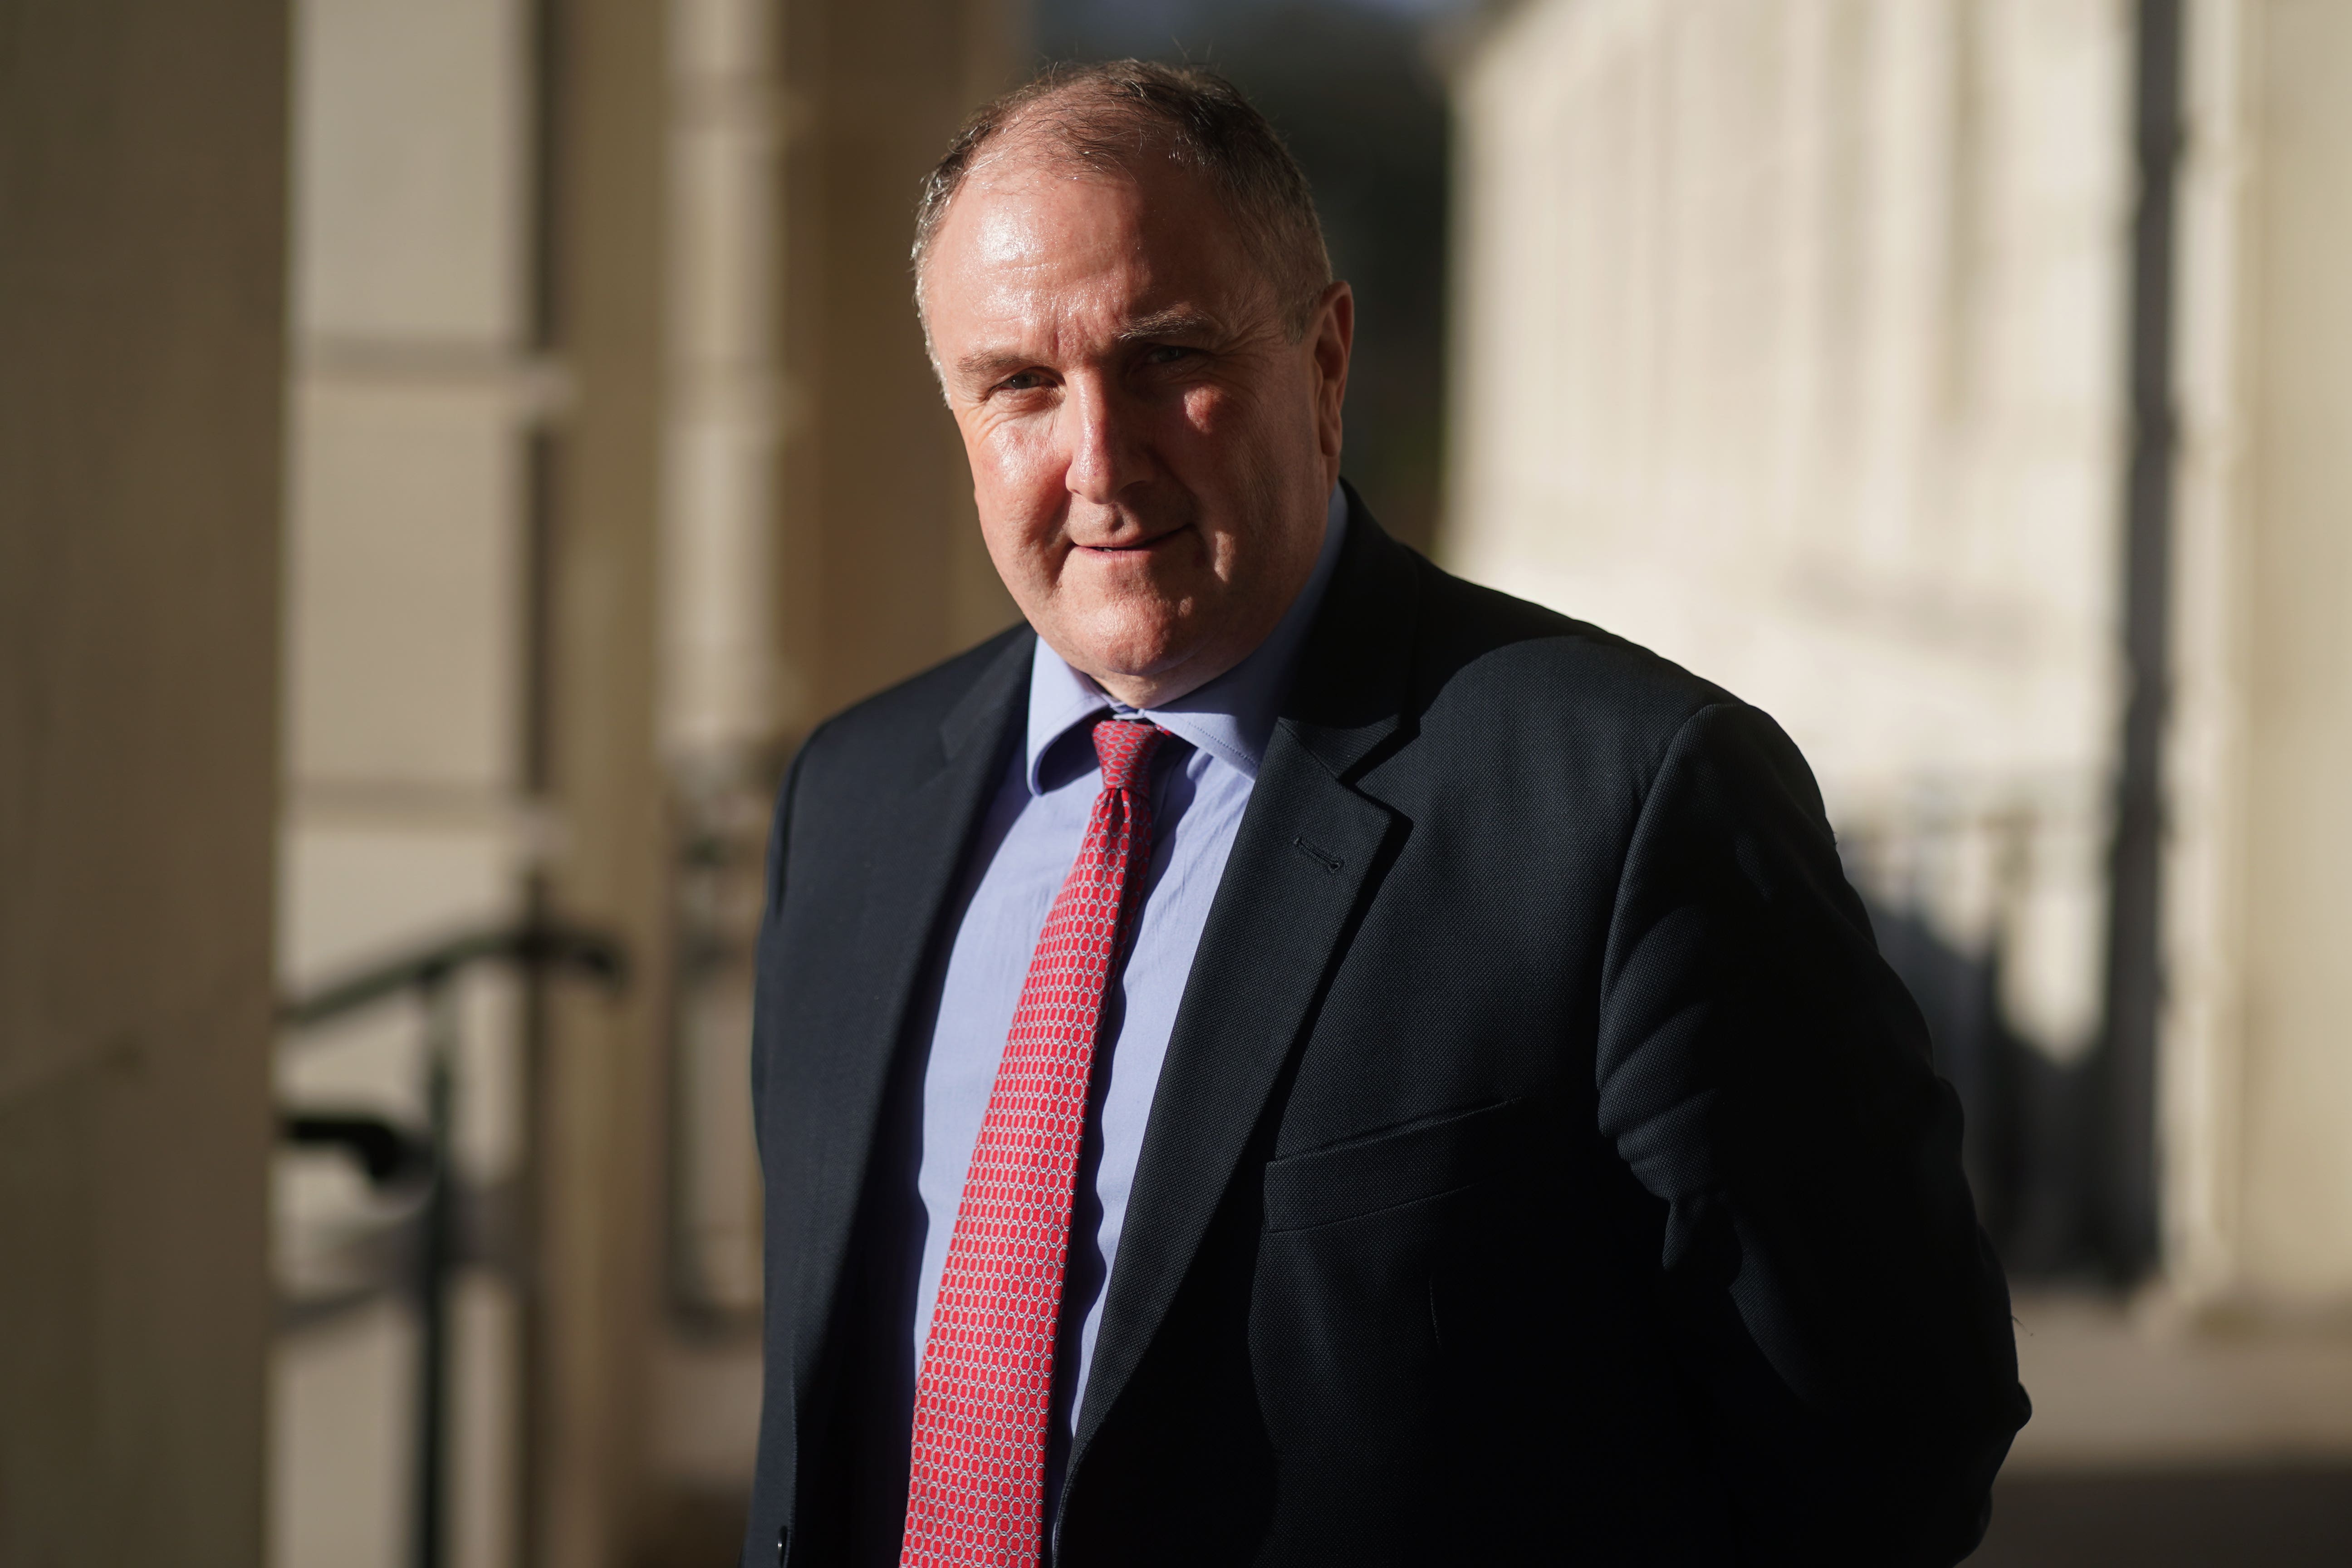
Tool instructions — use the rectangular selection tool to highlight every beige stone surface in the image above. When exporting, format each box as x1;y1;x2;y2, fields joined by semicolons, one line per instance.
0;1;289;1562
661;0;783;764
270;1281;519;1568
279;821;524;984
271;1298;412;1568
293;0;532;344
534;3;674;1558
285;382;526;793
2230;0;2352;1302
2162;0;2352;1309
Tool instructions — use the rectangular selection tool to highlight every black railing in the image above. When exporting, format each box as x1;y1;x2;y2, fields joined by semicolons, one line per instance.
277;920;626;1568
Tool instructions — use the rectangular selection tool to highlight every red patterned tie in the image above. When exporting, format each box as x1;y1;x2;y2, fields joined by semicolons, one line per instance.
900;717;1168;1568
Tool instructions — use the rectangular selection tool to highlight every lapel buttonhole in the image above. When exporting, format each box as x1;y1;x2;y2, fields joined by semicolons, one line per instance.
1292;835;1344;873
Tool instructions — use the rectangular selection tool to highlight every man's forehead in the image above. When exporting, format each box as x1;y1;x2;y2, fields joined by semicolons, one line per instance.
951;160;1146;277
928;145;1250;326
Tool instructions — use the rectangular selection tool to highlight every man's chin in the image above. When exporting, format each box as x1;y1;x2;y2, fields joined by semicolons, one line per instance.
1044;616;1211;700
1073;639;1193;688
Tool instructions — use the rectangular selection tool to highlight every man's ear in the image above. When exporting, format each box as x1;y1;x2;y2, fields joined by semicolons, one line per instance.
1310;280;1354;470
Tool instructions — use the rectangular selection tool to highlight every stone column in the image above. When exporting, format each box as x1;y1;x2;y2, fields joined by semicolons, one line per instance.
0;1;289;1563
529;4;1021;1558
535;2;673;1561
774;0;1022;729
2164;0;2352;1314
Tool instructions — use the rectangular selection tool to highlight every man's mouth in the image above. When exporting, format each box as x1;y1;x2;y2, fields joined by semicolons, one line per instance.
1075;528;1184;555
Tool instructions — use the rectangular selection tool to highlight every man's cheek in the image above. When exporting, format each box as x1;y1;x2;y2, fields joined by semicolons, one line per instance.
1009;449;1078;518
973;464;1053;541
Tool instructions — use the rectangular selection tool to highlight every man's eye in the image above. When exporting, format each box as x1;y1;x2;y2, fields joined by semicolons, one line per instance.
1142;345;1194;368
994;370;1049;394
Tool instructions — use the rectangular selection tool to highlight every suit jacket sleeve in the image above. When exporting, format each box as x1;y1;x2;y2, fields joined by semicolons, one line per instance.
1595;701;2029;1565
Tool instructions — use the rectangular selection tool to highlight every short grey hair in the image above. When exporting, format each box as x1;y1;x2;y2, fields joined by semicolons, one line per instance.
912;60;1334;341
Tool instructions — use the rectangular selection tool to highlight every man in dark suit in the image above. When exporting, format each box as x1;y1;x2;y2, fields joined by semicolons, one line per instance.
744;60;2028;1568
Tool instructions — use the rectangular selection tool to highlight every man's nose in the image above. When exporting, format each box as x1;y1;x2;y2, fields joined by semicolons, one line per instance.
1061;378;1150;504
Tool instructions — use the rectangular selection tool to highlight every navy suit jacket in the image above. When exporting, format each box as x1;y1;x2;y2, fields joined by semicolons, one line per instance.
743;493;2029;1566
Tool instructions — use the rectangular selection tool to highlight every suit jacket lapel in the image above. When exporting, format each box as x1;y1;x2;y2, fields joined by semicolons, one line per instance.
786;631;1033;1411
1067;501;1422;1483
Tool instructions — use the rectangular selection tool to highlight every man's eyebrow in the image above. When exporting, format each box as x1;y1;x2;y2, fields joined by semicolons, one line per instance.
949;310;1226;385
952;348;1035;385
1118;308;1224;343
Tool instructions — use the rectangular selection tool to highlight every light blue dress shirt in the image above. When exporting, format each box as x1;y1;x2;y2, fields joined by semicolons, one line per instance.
909;484;1349;1501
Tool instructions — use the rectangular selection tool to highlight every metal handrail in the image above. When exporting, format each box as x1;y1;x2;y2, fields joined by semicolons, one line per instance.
276;918;627;1568
281;1111;433;1186
280;919;626;1031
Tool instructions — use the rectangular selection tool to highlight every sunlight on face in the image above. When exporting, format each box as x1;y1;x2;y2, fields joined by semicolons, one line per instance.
921;136;1352;708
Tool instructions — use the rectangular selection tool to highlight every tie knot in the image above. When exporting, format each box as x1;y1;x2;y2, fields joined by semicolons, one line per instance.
1093;716;1165;794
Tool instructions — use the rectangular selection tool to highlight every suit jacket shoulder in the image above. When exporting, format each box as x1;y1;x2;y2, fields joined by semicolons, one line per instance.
786;623;1034;815
1405;551;1749;778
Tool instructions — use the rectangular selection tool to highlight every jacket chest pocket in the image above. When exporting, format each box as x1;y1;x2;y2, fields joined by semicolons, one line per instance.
1261;1096;1524;1233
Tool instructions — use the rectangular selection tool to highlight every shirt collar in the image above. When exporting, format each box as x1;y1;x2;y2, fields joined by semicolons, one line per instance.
1024;482;1351;794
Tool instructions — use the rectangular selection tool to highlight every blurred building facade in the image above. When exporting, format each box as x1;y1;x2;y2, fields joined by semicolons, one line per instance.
268;0;1015;1564
5;0;1016;1559
1449;0;2352;1498
274;5;547;1566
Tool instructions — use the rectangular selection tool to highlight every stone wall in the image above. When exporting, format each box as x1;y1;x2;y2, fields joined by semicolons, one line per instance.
0;1;290;1561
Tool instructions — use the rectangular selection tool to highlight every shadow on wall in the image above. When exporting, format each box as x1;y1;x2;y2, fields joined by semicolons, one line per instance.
1869;906;2352;1561
1866;902;2108;1282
